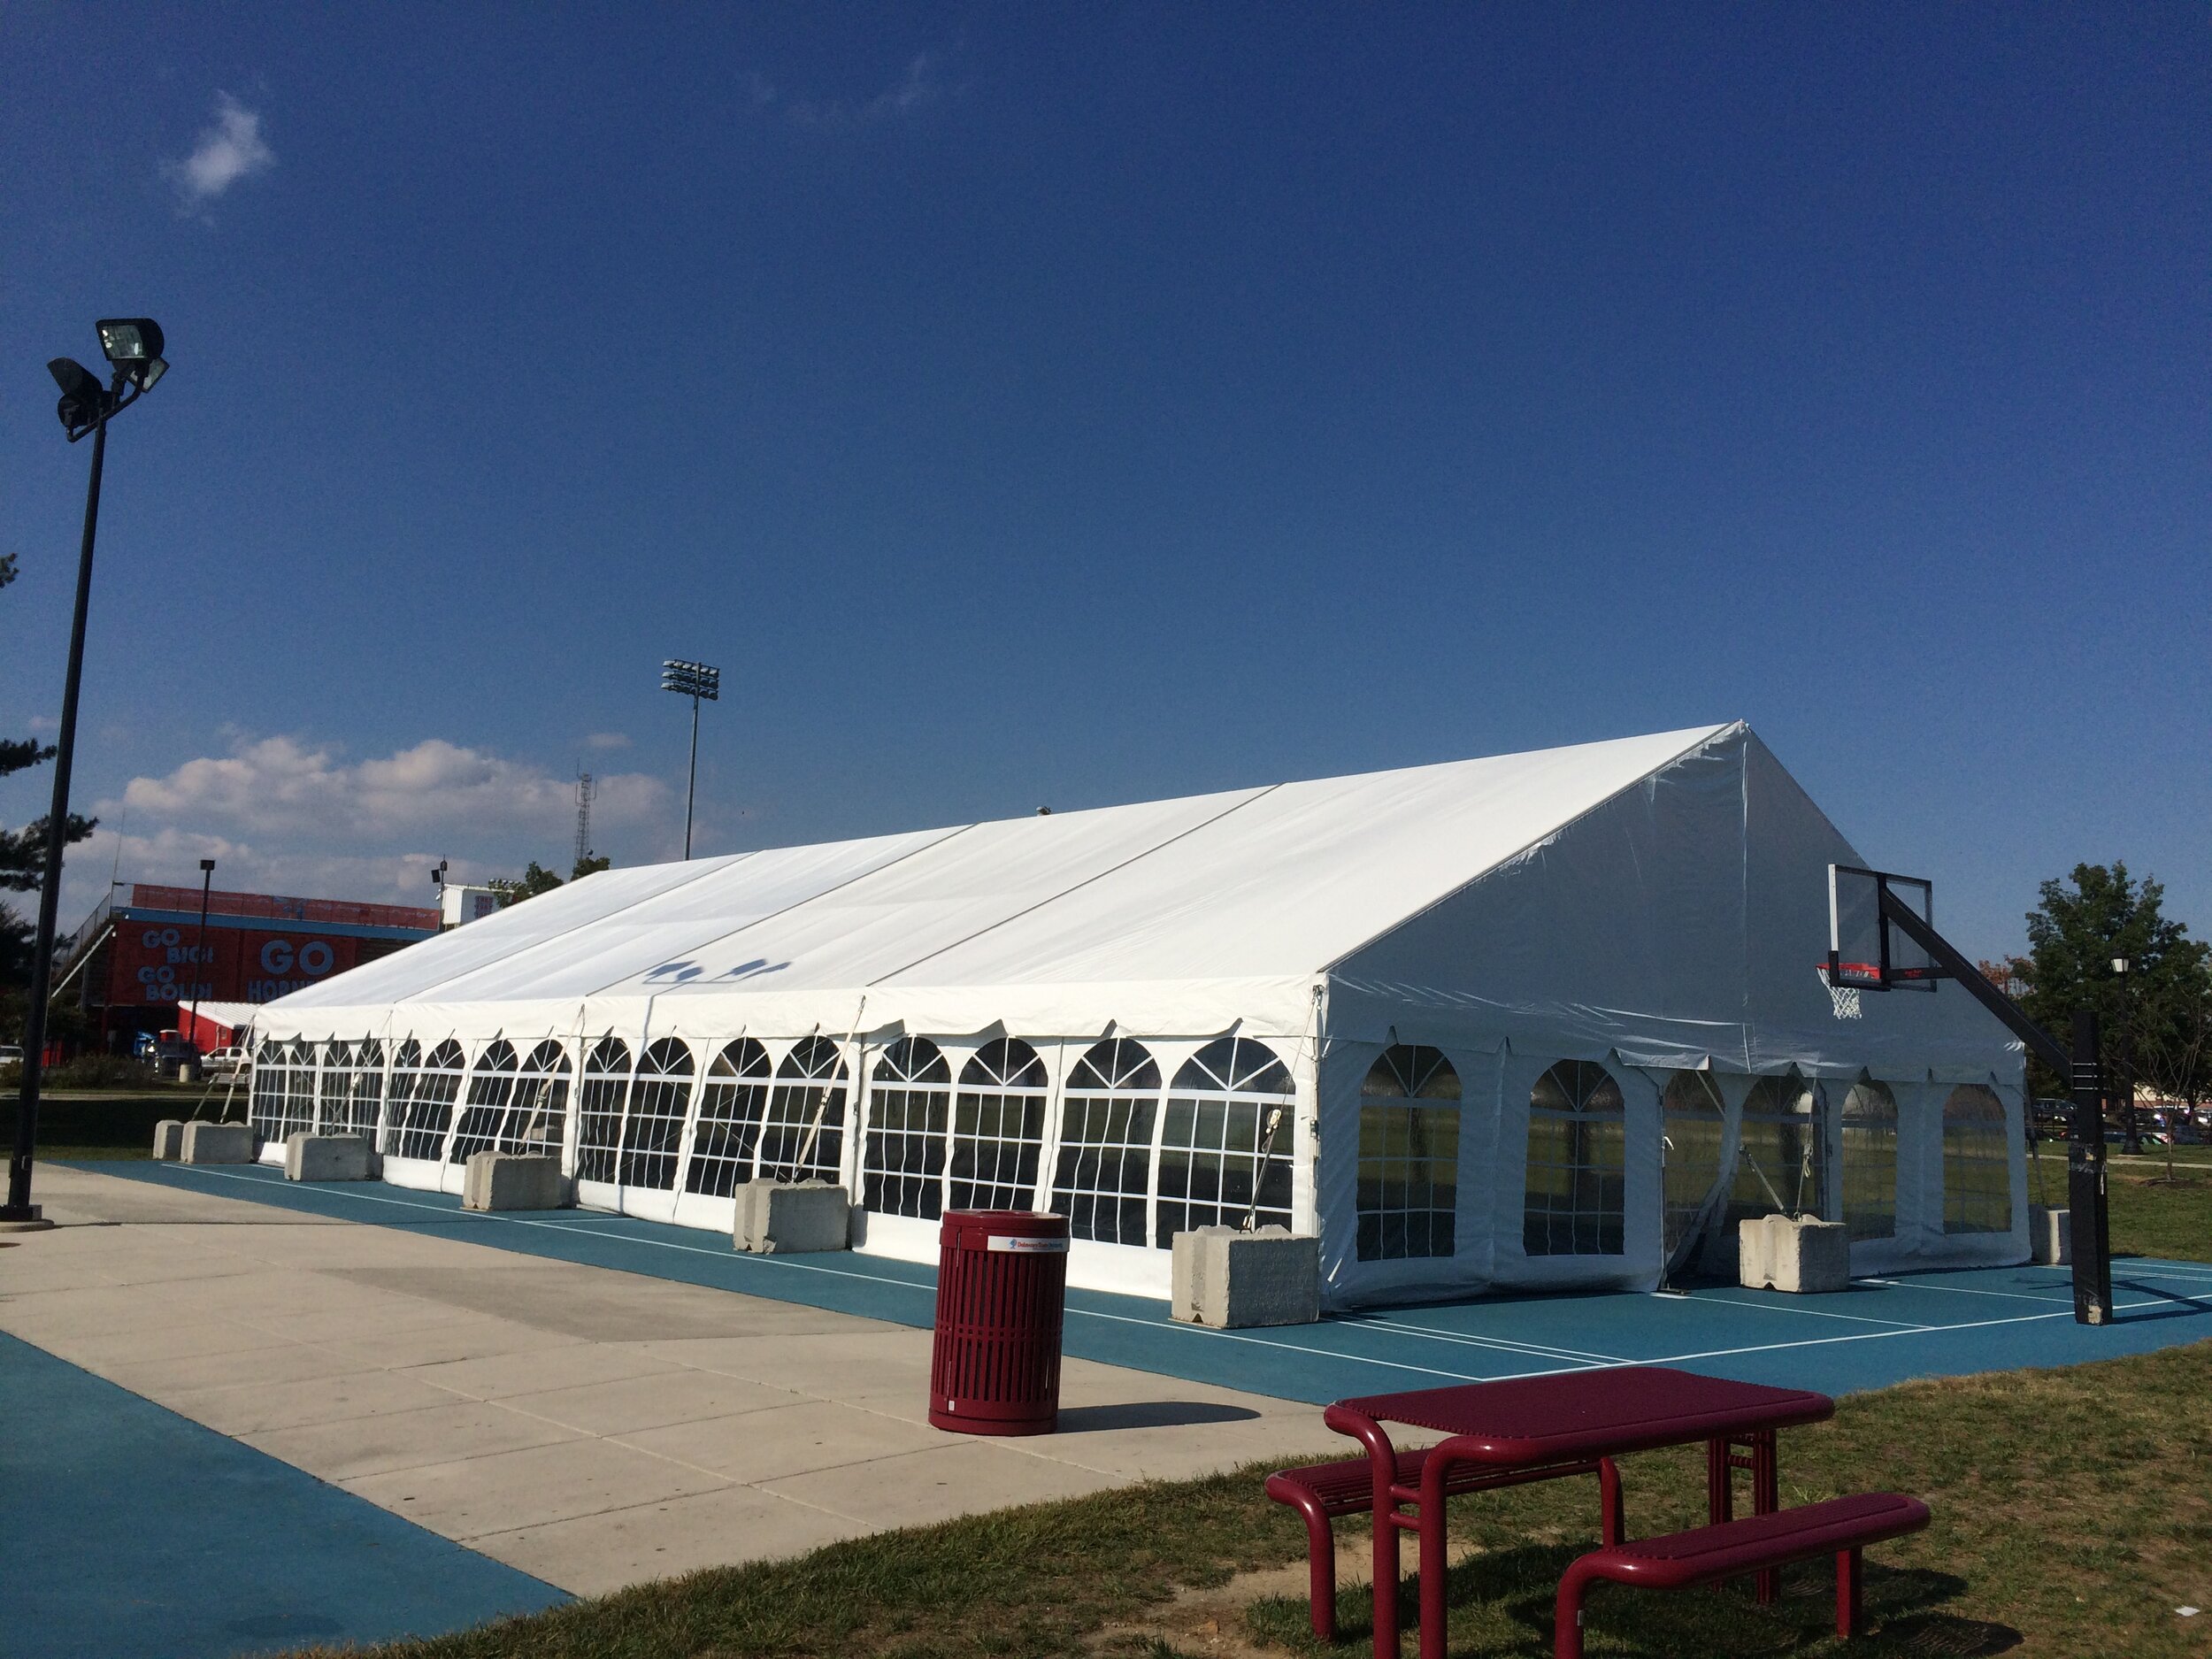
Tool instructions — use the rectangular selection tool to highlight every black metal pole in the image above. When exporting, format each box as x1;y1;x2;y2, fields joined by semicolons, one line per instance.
2069;1009;2114;1325
188;861;214;1051
683;693;700;860
4;378;116;1223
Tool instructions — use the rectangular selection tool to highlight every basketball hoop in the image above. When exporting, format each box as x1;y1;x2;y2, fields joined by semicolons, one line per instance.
1820;969;1862;1020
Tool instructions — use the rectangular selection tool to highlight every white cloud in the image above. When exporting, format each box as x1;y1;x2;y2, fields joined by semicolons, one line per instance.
777;54;950;131
583;732;631;751
166;93;274;207
116;735;665;842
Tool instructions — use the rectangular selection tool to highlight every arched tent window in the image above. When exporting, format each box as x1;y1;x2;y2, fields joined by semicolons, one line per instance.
501;1041;571;1158
619;1038;695;1189
865;1038;951;1219
1661;1071;1727;1263
1525;1060;1626;1256
388;1039;465;1160
951;1039;1049;1213
685;1039;771;1196
1840;1078;1899;1241
449;1040;519;1163
575;1036;633;1183
757;1036;848;1185
1943;1085;2012;1234
249;1037;288;1141
1156;1037;1294;1246
1357;1045;1460;1262
283;1040;318;1139
315;1041;353;1135
1052;1038;1161;1247
1731;1071;1822;1225
380;1038;421;1154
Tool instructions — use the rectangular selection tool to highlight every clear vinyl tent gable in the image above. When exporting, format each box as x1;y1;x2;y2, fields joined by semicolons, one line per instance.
242;723;2028;1307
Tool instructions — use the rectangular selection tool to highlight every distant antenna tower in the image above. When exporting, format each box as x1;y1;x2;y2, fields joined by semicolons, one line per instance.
573;769;595;871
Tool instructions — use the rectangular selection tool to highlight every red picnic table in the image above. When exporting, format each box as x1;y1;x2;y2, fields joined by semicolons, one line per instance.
1323;1365;1835;1659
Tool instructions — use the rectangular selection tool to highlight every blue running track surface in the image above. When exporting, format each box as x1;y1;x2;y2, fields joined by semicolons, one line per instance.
81;1159;2212;1406
0;1328;566;1659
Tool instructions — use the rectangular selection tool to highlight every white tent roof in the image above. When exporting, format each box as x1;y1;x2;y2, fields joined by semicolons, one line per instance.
257;722;2017;1077
269;723;1718;1007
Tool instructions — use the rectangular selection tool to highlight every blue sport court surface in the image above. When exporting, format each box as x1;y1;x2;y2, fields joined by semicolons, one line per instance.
83;1158;2212;1404
0;1328;565;1659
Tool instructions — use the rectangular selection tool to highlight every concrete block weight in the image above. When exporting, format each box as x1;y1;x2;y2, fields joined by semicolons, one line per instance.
462;1152;567;1211
1738;1214;1850;1293
151;1120;185;1160
2029;1203;2070;1265
284;1132;375;1182
1171;1225;1320;1328
179;1121;255;1164
735;1179;850;1253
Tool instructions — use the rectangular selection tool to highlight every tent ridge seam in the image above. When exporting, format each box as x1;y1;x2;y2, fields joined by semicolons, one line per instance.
582;822;981;996
866;782;1286;987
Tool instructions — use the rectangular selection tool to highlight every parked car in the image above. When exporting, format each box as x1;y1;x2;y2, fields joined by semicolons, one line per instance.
203;1046;251;1083
0;1044;22;1068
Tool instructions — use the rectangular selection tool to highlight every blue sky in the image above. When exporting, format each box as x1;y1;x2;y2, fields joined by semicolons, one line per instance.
2;4;2206;962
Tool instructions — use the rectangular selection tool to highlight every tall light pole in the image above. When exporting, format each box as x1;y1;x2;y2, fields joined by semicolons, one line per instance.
187;857;216;1053
660;659;719;860
2114;956;2137;1155
4;319;171;1229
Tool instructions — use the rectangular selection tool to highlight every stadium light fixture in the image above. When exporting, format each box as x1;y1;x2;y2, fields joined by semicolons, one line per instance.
660;659;720;861
5;318;173;1228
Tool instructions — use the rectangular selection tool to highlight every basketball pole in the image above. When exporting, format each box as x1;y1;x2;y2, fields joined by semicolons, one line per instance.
1875;889;2112;1325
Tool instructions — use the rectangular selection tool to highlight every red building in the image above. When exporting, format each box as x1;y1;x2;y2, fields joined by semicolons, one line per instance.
64;883;441;1047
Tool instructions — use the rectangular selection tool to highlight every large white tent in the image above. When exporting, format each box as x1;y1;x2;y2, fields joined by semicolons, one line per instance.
242;722;2028;1306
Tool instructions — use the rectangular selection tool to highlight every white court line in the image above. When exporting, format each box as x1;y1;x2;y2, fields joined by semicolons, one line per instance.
1860;1278;2074;1307
1343;1317;1626;1367
1674;1294;1926;1330
162;1165;1511;1386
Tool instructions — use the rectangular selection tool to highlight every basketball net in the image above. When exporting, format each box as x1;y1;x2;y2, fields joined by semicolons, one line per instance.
1819;968;1862;1020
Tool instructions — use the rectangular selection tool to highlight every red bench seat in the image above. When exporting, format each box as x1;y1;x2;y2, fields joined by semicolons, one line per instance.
1555;1491;1932;1657
1266;1446;1619;1640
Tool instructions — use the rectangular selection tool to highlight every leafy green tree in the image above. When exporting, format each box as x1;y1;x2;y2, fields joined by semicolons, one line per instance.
0;554;97;892
2016;863;2210;1126
487;853;612;910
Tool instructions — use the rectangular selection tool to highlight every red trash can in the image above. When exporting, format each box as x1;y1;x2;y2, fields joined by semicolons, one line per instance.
928;1209;1069;1435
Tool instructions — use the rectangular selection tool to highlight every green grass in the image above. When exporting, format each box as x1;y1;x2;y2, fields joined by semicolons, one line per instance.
282;1340;2212;1659
0;1089;215;1163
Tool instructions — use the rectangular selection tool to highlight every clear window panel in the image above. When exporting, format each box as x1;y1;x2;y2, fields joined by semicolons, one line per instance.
949;1038;1048;1212
1943;1085;2013;1233
1523;1060;1626;1256
864;1037;951;1219
1662;1071;1727;1261
1154;1037;1294;1246
618;1038;695;1190
1356;1045;1460;1262
757;1036;847;1185
388;1039;464;1160
1840;1079;1899;1240
1730;1072;1824;1226
500;1041;571;1158
1051;1038;1162;1246
685;1039;771;1197
449;1040;519;1164
575;1036;633;1183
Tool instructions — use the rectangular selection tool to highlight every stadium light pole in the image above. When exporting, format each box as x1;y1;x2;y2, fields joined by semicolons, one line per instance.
660;659;719;860
187;857;215;1054
4;319;171;1229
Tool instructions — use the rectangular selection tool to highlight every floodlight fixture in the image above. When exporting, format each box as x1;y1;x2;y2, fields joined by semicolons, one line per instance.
661;659;720;702
49;357;109;435
96;318;168;390
661;658;722;859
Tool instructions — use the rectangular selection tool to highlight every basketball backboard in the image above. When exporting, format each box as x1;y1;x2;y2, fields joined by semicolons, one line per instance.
1825;864;1939;992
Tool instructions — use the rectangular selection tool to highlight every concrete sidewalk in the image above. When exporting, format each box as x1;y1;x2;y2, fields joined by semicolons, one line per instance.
1;1165;1340;1598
